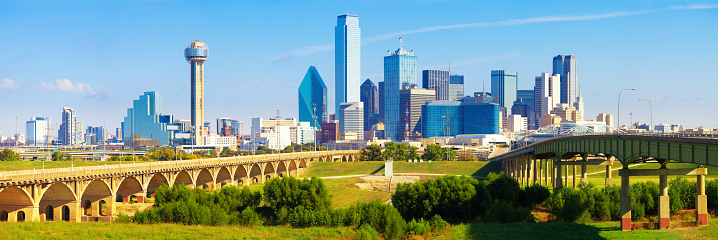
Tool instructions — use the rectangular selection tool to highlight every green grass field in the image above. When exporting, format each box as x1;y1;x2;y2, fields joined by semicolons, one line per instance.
0;221;354;240
433;218;718;240
0;160;131;172
306;160;499;178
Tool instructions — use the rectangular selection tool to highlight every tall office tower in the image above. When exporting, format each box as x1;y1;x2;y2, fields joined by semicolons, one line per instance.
86;126;107;145
597;113;615;128
422;70;450;100
337;102;364;140
384;38;417;140
26;117;50;146
553;55;578;104
116;128;122;140
533;73;561;128
449;75;465;101
122;92;176;147
399;88;435;140
490;70;518;117
217;118;242;136
335;14;361;114
76;121;85;144
516;89;535;129
421;101;500;138
298;66;328;129
58;107;77;145
184;40;209;145
378;81;385;123
573;90;584;120
360;79;378;131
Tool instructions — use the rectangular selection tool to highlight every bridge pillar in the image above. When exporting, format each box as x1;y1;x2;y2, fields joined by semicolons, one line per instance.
532;156;538;185
551;159;555;187
555;159;563;188
620;170;632;231
543;159;548;186
658;172;670;229
605;163;613;187
697;174;708;226
581;164;587;185
572;163;577;188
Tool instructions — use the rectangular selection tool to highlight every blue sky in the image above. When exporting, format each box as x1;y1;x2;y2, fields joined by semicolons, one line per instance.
1;0;717;136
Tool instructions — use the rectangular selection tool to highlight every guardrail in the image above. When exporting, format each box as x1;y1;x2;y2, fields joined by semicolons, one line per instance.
0;150;358;183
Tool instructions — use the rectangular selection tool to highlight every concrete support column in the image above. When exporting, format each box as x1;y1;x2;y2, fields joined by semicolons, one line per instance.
697;174;708;225
620;172;632;231
551;159;556;187
658;172;670;229
573;164;577;188
533;156;538;185
556;159;563;188
544;159;548;186
564;163;569;188
605;164;613;187
581;164;587;185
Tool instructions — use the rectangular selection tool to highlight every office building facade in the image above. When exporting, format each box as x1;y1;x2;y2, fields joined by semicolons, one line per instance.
26;117;50;146
378;81;385;123
338;102;364;140
58;107;77;145
534;72;561;128
421;101;499;138
122;91;177;147
217;118;242;136
298;66;328;129
384;38;417;141
360;79;379;131
449;75;465;101
335;14;361;114
399;88;435;140
553;55;578;105
490;70;518;117
422;70;450;100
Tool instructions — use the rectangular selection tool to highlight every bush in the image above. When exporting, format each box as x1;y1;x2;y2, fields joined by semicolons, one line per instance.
263;177;331;211
670;177;697;211
236;207;264;227
484;172;520;204
630;181;659;216
428;214;448;232
631;201;645;221
546;187;589;223
404;218;431;236
707;179;718;214
355;224;379;240
114;212;132;223
392;175;480;222
483;200;535;223
520;184;551;207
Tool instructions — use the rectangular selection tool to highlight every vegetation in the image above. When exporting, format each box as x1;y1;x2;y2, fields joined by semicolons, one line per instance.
422;144;457;161
0;149;20;161
51;151;72;161
263;176;331;211
358;142;421;162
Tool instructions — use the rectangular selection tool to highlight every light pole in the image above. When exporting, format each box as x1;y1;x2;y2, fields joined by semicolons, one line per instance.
639;99;653;132
312;104;318;152
617;88;635;132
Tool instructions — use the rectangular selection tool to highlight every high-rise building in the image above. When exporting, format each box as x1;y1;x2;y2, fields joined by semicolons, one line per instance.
384;38;417;141
26;117;50;146
422;70;450;100
553;55;578;105
184;40;209;145
320;122;338;143
534;72;560;128
86;126;107;145
251;117;297;139
517;90;535;115
449;75;465;101
597;113;615;128
490;70;518;117
76;121;85;144
421;101;500;138
298;66;327;129
378;81;385;123
508;114;528;132
335;14;361;114
399;88;435;140
217;118;242;136
122;91;178;147
360;79;379;131
58;107;77;145
338;102;364;140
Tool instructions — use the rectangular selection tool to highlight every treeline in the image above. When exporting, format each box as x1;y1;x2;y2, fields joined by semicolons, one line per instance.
359;143;458;162
123;176;449;239
0;149;20;161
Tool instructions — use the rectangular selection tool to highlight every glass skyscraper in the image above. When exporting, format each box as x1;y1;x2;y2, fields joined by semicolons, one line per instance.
298;66;327;129
360;79;378;131
338;102;364;140
553;55;578;105
422;70;450;100
335;14;361;115
384;38;417;141
122;91;175;147
217;118;242;136
58;107;77;145
421;101;499;138
449;75;464;101
490;70;518;116
26;117;50;146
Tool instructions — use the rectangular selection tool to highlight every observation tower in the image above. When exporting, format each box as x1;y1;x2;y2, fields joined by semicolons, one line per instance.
184;40;208;145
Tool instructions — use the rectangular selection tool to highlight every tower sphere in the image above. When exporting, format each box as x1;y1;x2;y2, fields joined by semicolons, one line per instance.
184;40;208;62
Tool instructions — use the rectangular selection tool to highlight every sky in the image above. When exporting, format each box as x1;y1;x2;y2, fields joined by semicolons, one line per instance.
1;0;717;137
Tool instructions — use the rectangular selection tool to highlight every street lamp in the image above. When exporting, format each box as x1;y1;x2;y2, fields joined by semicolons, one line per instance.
617;88;635;132
639;99;653;132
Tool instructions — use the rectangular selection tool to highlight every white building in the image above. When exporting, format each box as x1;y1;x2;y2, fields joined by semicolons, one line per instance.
256;126;292;151
335;14;361;115
26;117;50;146
508;114;527;132
534;73;560;128
338;102;364;140
290;122;316;145
203;134;236;147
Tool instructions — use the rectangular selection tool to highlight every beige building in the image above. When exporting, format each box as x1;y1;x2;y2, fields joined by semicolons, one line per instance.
596;113;614;128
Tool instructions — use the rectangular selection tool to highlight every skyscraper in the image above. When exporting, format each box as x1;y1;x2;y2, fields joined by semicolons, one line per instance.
122;91;177;147
422;70;450;100
399;88;435;140
490;70;518;117
534;72;561;128
360;79;378;131
421;101;500;138
217;118;242;136
384;38;417;141
184;40;209;145
26;117;50;146
553;55;578;105
378;81;385;123
338;102;364;140
298;66;327;129
335;14;361;114
58;107;77;145
449;75;465;101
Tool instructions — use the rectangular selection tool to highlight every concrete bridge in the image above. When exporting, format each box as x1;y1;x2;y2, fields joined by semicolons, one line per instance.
490;134;717;231
0;150;358;222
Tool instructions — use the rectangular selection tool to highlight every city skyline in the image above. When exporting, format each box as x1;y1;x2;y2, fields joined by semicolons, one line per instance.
1;1;717;136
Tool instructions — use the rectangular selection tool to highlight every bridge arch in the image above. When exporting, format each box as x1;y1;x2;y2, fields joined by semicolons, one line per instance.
264;163;276;181
276;161;288;178
39;182;77;222
146;174;169;197
174;170;194;187
249;163;262;184
288;160;298;177
234;165;249;186
0;186;35;222
80;179;113;218
216;167;232;188
299;159;307;168
196;169;214;190
116;176;144;204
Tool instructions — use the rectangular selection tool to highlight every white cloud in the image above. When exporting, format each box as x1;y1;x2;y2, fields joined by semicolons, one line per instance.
671;4;718;10
1;78;19;89
650;96;665;101
37;79;105;98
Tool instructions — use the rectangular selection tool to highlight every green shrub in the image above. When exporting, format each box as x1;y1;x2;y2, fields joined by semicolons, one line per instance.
707;179;718;214
274;207;289;225
264;177;331;211
546;187;589;223
483;200;535;223
630;181;659;216
114;212;132;223
428;214;448;232
484;172;520;204
520;184;551;207
392;175;480;222
355;224;379;240
236;207;263;227
631;201;645;221
404;218;431;236
670;176;697;210
288;205;314;228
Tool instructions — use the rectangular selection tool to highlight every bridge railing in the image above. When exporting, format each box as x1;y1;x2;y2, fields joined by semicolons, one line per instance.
0;150;358;182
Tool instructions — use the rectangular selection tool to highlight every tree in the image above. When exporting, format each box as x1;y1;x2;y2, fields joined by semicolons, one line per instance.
0;149;20;161
422;144;444;161
408;146;420;160
383;142;397;161
394;143;409;161
361;144;383;161
442;147;457;161
220;148;236;157
147;147;175;161
51;151;71;161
